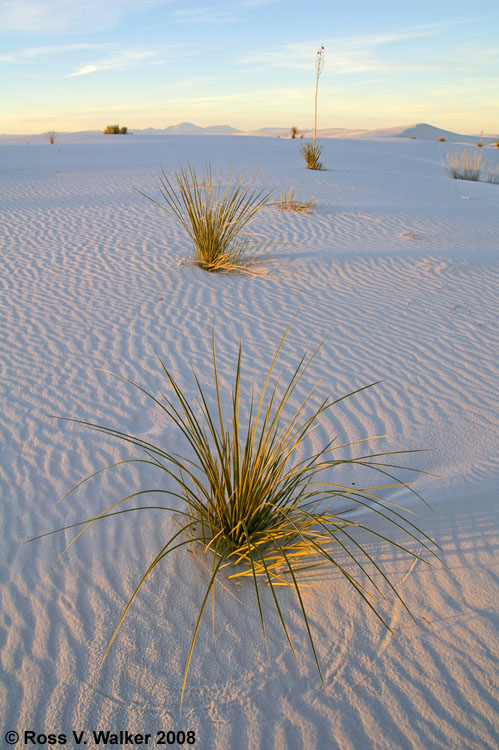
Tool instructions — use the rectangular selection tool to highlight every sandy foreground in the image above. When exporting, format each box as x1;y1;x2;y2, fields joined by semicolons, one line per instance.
1;134;498;749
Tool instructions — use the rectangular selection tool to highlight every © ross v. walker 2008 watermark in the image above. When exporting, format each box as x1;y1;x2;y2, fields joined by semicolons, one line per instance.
4;730;196;746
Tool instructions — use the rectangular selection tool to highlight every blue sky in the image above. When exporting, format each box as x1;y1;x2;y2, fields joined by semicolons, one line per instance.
1;0;498;134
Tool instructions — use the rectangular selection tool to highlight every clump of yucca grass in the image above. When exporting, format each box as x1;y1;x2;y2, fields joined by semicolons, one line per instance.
45;131;57;145
276;187;316;212
32;328;440;709
444;149;484;181
139;162;272;273
300;141;325;171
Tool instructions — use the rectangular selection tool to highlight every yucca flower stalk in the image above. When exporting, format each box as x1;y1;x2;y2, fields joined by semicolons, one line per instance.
139;162;272;273
32;328;440;709
301;46;326;170
313;46;325;151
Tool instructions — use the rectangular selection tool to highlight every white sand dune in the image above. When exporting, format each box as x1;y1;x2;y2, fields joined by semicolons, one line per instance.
1;135;498;748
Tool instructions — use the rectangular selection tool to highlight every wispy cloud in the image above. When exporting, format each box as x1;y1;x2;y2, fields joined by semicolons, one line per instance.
160;87;311;106
0;43;110;64
239;26;440;73
173;7;239;23
67;51;157;77
0;0;171;34
239;0;278;7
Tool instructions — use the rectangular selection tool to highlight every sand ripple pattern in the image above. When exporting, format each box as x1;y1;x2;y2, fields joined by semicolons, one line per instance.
1;137;498;748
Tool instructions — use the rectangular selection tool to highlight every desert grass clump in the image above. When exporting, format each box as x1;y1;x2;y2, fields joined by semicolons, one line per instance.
104;124;128;134
33;328;439;708
300;141;325;171
45;131;57;144
444;149;484;181
290;126;299;139
439;136;446;142
139;162;272;273
276;187;316;212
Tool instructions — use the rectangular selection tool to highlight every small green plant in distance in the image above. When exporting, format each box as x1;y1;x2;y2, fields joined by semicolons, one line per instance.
139;162;272;273
33;328;439;708
290;126;299;139
444;149;484;181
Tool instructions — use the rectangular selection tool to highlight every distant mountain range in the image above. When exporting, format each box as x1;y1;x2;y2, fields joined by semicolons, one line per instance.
136;122;241;135
1;122;497;144
130;122;498;142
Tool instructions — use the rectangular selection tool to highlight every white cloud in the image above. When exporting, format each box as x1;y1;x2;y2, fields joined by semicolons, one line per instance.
0;0;171;34
67;51;157;77
239;27;440;73
173;7;239;23
0;43;110;63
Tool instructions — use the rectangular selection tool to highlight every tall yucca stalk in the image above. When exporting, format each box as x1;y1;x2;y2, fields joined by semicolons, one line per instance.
313;46;325;151
33;328;439;709
301;46;326;170
139;162;272;273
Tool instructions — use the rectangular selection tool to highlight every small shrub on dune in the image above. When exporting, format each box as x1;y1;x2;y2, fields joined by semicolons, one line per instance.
104;124;128;134
45;131;57;144
439;137;446;142
139;161;272;273
33;328;440;708
290;126;299;139
444;149;483;181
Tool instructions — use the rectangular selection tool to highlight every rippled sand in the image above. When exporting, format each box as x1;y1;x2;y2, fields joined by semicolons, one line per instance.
1;134;498;748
